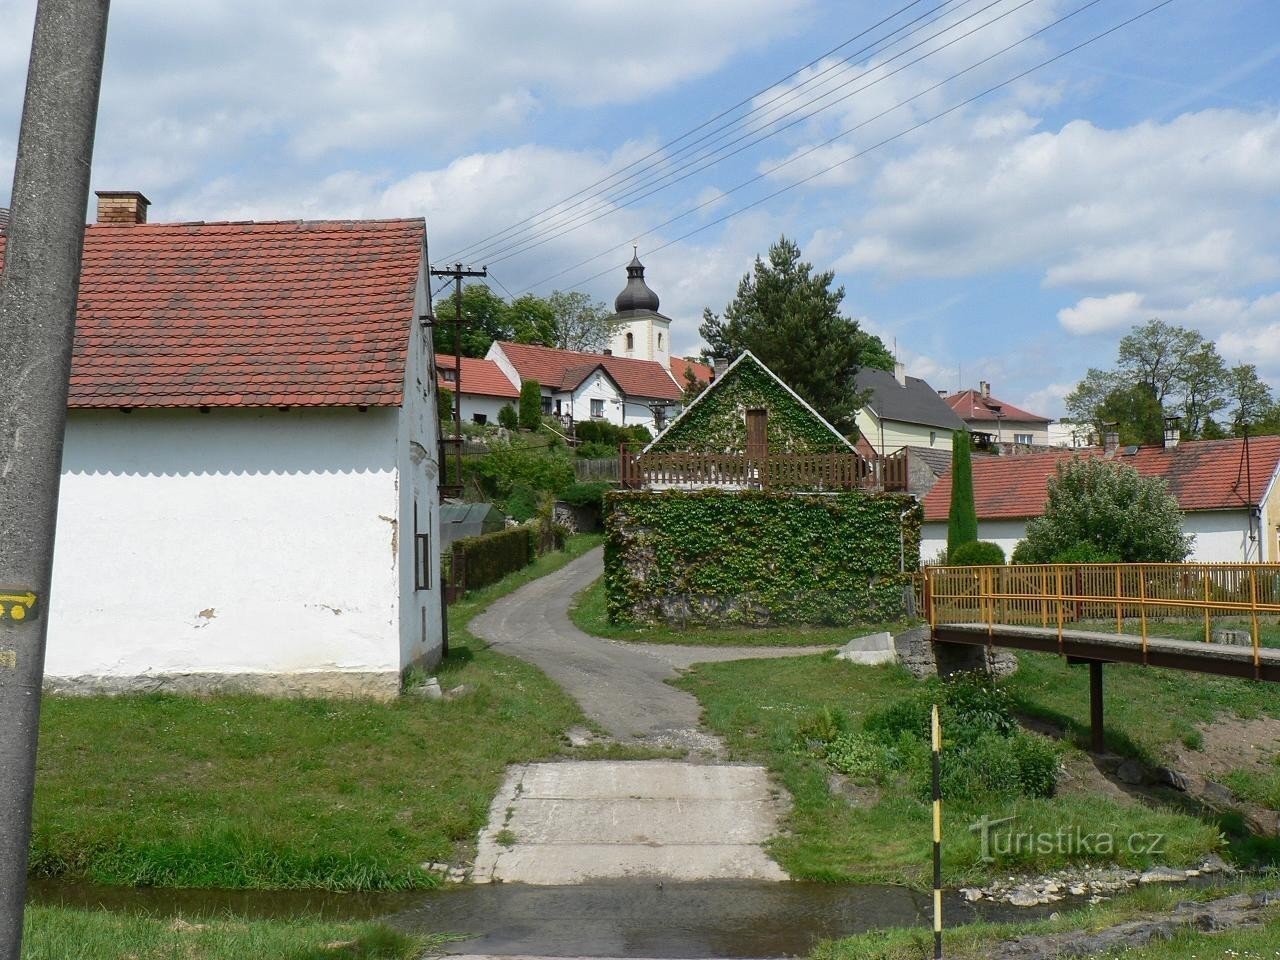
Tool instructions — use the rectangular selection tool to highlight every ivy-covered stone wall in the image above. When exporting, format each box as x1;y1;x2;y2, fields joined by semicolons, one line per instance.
648;357;847;454
604;489;922;626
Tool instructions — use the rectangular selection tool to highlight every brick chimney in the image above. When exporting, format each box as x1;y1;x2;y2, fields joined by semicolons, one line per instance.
1104;430;1120;455
979;380;990;399
711;357;729;380
95;190;150;225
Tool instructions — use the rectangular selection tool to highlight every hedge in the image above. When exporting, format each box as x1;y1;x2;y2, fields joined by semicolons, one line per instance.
451;526;536;592
604;489;921;626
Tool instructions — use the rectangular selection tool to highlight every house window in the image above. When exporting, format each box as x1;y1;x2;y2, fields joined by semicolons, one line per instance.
441;368;457;383
657;332;663;350
555;398;562;416
929;430;937;446
1014;433;1034;445
625;332;634;351
541;396;552;414
591;398;605;419
413;501;431;591
472;413;487;425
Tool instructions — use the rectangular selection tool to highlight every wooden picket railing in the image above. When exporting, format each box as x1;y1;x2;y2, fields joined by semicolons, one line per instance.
619;448;882;491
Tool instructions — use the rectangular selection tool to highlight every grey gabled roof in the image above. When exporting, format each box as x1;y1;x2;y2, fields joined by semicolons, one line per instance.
906;445;953;476
855;367;966;431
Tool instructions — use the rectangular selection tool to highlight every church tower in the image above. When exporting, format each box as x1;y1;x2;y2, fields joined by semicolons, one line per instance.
608;250;671;367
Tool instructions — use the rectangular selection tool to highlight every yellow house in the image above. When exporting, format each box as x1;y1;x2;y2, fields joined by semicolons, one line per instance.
854;363;966;457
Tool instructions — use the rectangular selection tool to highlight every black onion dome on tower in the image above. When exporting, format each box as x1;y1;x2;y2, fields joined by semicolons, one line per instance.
614;250;660;313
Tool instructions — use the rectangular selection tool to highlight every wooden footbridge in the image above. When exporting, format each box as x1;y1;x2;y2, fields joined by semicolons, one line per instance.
922;562;1280;750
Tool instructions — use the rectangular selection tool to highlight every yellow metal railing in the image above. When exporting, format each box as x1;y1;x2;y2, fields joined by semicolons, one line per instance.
924;563;1280;669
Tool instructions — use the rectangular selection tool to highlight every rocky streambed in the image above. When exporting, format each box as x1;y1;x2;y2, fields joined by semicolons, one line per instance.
960;854;1232;907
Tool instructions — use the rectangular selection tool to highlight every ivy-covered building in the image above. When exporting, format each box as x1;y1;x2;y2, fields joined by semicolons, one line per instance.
646;350;857;457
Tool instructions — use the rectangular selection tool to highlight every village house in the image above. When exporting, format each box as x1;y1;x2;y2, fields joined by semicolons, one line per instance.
920;434;1280;563
487;340;683;432
0;192;445;698
854;363;966;457
627;350;879;490
944;381;1053;446
435;353;519;425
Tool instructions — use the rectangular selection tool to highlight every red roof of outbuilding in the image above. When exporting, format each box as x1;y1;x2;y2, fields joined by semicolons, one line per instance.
435;354;519;398
0;218;423;408
944;388;1051;424
671;356;712;388
922;436;1280;521
494;341;681;400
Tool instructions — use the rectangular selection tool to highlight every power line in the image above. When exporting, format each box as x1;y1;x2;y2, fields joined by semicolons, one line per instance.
455;0;979;264
482;0;1041;267
530;0;1177;295
441;0;942;262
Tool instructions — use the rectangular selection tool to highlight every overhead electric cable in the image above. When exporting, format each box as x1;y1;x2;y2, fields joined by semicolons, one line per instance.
481;0;1041;266
442;0;943;261
454;0;979;263
524;0;1176;294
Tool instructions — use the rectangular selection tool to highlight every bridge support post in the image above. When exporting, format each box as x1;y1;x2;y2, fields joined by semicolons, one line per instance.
1068;656;1106;753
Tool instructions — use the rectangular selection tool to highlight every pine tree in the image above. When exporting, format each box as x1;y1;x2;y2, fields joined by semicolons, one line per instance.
947;430;978;553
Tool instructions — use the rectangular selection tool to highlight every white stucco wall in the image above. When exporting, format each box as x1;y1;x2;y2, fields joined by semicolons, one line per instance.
856;410;951;457
922;510;1262;564
457;393;512;425
398;264;445;674
566;370;625;425
611;315;670;367
48;407;406;695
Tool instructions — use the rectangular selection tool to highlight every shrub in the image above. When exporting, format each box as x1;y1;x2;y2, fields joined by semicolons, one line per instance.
575;441;617;460
498;404;519;430
1008;733;1062;798
1049;542;1122;564
438;386;454;427
825;733;903;784
949;540;1006;566
573;420;652;448
451;526;536;591
796;706;850;747
518;380;543;430
467;439;575;504
1015;457;1192;563
505;485;541;522
559;481;612;510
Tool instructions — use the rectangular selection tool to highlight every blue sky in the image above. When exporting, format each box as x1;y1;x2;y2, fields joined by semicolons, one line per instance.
2;0;1278;417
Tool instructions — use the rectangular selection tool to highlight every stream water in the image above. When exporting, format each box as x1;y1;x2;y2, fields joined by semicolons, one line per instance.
31;878;1076;957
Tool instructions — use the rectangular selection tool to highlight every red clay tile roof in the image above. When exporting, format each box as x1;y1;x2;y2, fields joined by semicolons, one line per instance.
944;389;1051;424
0;218;423;408
494;341;681;400
435;354;519;398
922;436;1280;521
670;356;711;387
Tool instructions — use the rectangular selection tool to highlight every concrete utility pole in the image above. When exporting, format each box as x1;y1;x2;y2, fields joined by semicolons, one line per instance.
428;262;486;492
0;2;111;957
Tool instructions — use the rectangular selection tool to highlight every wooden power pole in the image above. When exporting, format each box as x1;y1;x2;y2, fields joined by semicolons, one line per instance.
428;262;486;494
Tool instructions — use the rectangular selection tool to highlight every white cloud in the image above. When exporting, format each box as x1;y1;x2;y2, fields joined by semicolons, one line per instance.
1056;291;1146;334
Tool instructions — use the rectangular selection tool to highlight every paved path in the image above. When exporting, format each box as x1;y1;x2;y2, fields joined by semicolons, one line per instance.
468;546;838;885
470;546;833;751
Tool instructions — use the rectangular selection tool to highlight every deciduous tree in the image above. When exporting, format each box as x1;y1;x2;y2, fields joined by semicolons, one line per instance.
546;290;616;353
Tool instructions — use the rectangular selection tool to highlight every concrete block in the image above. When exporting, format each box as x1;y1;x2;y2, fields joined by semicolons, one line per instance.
835;631;897;665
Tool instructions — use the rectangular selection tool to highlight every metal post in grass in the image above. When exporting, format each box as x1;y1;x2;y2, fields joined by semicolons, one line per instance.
931;703;943;959
0;2;110;957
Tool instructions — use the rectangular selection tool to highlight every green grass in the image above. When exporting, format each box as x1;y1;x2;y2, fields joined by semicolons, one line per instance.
1004;651;1280;764
1224;761;1280;810
21;905;437;960
811;880;1280;959
675;653;1224;886
30;536;602;891
570;575;915;646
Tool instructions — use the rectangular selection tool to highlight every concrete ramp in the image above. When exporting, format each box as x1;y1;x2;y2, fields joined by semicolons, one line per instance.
474;761;789;884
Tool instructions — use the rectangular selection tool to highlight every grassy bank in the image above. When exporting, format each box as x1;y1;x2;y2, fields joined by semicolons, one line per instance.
31;536;601;891
675;652;1228;887
21;906;436;960
811;880;1280;959
1005;650;1280;763
570;575;913;646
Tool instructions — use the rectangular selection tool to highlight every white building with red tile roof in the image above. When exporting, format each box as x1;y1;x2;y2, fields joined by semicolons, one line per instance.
0;192;445;697
435;353;520;425
919;436;1280;563
943;381;1053;446
487;340;683;432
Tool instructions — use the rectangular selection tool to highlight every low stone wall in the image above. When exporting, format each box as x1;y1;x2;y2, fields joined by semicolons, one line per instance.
604;489;921;627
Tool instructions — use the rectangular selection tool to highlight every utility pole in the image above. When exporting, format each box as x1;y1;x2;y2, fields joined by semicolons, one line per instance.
428;262;486;494
0;2;111;957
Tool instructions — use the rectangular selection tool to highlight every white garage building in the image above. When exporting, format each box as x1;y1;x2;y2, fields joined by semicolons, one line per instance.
2;194;445;697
